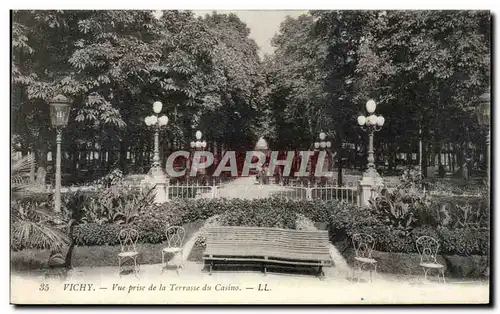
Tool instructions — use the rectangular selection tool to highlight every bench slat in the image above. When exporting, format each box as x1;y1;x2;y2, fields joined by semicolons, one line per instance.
202;256;333;266
207;240;329;247
203;226;333;269
206;244;329;254
206;247;330;256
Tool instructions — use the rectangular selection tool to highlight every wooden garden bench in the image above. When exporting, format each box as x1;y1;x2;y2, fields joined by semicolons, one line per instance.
203;226;333;278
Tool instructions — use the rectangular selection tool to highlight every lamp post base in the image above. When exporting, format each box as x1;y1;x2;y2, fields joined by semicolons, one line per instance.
150;167;169;203
358;167;384;207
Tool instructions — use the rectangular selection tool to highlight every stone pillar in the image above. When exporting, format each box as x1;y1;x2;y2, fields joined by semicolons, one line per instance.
357;168;384;207
152;169;169;203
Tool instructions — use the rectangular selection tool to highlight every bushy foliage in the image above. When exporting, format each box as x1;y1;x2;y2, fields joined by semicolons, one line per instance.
437;227;489;256
219;198;297;229
93;169;124;188
71;198;352;246
58;186;155;226
17;192;487;257
10;149;70;253
430;195;489;229
72;223;122;246
369;188;437;230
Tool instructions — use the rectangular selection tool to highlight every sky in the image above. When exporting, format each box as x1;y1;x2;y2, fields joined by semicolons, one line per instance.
193;10;307;57
154;10;307;57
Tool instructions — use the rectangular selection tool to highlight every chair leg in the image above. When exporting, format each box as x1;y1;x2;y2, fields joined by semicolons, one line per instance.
423;267;429;282
161;252;165;274
357;262;363;283
133;257;139;278
118;257;122;277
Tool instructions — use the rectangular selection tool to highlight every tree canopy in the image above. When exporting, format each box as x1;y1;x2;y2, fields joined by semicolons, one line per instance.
11;10;491;181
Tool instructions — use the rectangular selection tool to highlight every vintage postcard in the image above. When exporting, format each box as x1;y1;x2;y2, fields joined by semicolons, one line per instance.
10;9;491;305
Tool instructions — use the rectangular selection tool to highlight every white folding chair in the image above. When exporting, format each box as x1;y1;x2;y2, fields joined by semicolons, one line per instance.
352;233;377;282
161;226;186;274
118;228;139;277
416;235;446;283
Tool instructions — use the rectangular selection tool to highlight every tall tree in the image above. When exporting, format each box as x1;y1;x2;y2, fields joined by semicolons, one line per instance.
355;10;490;176
266;14;329;149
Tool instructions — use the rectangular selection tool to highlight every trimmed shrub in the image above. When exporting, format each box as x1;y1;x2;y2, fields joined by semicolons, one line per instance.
64;197;489;258
437;227;489;256
219;198;297;229
72;223;122;246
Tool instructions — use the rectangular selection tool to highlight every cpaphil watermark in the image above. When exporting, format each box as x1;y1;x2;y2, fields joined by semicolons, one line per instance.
164;150;335;178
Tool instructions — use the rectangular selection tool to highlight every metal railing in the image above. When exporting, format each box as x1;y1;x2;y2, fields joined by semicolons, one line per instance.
165;179;358;203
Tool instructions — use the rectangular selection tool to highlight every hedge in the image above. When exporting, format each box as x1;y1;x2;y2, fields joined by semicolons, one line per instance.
67;198;490;258
343;248;489;278
72;198;315;245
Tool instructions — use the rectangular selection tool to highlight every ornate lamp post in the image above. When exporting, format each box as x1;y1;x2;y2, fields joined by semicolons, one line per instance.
49;95;72;212
476;90;490;187
314;132;332;151
144;101;169;174
190;130;207;183
357;99;385;206
190;130;207;152
313;132;332;185
144;101;169;203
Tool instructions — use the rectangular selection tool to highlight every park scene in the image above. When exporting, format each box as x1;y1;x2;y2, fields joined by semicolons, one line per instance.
10;10;491;304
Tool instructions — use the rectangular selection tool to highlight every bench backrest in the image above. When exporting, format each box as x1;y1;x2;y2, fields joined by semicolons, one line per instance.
206;226;330;251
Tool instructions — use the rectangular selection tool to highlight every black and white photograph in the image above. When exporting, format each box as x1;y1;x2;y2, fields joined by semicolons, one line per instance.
9;7;491;305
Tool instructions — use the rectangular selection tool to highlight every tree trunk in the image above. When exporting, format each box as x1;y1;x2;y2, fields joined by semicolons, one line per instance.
63;219;77;268
446;145;453;172
106;149;113;171
119;139;128;174
337;154;343;186
29;151;36;183
36;141;48;187
422;141;428;178
451;146;455;172
70;143;79;181
438;142;442;166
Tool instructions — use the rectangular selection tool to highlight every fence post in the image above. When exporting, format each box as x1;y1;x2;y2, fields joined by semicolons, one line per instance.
306;187;313;200
212;180;217;198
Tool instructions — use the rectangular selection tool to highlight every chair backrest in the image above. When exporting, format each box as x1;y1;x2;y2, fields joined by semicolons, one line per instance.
416;236;440;264
166;226;185;249
119;228;139;253
352;233;375;259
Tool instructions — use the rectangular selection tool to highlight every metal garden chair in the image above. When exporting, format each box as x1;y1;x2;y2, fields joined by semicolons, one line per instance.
118;228;140;277
161;226;186;274
416;236;446;283
352;233;377;282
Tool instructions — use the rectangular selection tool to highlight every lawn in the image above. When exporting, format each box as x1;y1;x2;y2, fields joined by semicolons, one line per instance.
11;220;204;274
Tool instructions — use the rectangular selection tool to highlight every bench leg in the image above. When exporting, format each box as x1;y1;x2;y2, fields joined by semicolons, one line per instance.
209;261;213;275
262;262;267;276
318;266;325;280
